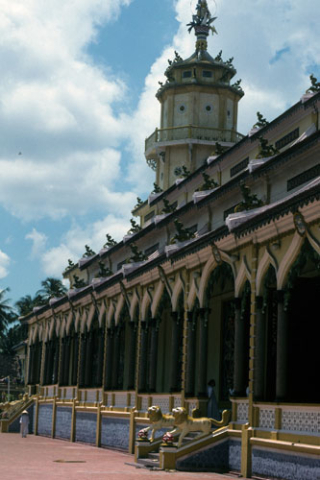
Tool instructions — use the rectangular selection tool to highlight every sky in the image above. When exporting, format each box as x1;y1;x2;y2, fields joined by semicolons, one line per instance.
0;0;320;308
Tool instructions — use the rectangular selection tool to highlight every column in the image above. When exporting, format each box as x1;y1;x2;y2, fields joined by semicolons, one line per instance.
84;331;93;387
64;337;71;386
254;296;266;400
127;322;137;390
72;333;79;386
197;308;209;397
96;328;104;387
47;341;55;385
28;345;34;384
79;333;87;387
170;312;181;392
233;298;246;396
276;290;288;401
53;338;60;384
59;338;67;385
111;327;121;389
148;318;160;392
104;328;114;390
138;322;148;392
186;312;197;397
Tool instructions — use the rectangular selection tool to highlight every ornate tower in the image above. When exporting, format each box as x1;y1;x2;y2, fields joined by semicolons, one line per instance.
145;1;244;190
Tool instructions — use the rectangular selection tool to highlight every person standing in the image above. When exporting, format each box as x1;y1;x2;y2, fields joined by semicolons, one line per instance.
207;379;220;420
20;410;29;438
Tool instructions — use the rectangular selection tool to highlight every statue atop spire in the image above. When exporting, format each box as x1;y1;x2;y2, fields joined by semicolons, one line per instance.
187;0;217;35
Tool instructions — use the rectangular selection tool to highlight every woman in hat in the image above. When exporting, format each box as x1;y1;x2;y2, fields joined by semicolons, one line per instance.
20;410;29;438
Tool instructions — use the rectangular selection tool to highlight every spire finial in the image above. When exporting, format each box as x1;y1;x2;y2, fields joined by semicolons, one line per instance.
187;1;217;52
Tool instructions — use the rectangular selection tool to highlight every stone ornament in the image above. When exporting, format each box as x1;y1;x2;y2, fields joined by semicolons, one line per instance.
137;405;175;443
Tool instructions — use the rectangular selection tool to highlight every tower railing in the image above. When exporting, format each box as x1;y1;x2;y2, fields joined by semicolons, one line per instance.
145;125;244;152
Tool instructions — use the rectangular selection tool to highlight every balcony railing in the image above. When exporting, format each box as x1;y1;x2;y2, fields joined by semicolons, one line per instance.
145;125;244;153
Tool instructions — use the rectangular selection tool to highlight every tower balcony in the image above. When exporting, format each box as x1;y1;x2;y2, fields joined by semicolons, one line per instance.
145;125;244;159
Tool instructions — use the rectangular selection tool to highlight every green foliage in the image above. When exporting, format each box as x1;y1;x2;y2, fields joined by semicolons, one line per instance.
254;112;269;129
15;294;45;316
96;261;113;278
215;142;225;156
170;218;195;244
36;277;67;301
64;259;75;272
214;50;223;62
174;165;191;178
162;198;177;214
0;289;15;337
82;245;96;257
196;172;219;191
128;244;147;263
104;234;118;248
0;323;27;356
127;218;141;234
72;275;87;289
235;184;264;212
152;183;163;194
257;136;278;158
307;74;320;93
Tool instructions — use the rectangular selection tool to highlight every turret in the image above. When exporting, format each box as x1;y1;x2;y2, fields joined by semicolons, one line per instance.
145;1;244;190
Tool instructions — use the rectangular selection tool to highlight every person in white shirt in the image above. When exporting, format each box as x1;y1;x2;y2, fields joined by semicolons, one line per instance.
20;410;29;438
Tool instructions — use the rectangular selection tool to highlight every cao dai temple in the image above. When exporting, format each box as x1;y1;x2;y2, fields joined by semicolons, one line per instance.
1;2;319;478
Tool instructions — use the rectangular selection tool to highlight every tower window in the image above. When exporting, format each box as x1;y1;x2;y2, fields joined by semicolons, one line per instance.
205;105;212;112
183;71;192;78
203;70;212;78
227;110;231;117
179;105;186;112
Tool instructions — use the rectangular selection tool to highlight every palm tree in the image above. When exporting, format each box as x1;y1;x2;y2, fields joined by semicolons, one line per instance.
36;277;67;302
15;294;45;317
0;288;16;336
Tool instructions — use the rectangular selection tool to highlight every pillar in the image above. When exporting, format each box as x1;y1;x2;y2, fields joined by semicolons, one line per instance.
79;333;87;388
197;308;209;397
254;296;266;400
84;331;93;387
96;328;104;387
64;337;71;386
233;298;246;396
169;312;181;392
53;338;60;385
148;318;160;392
186;312;197;397
127;322;137;390
59;338;66;385
138;322;148;392
104;328;114;390
111;327;121;390
276;290;288;401
72;333;79;386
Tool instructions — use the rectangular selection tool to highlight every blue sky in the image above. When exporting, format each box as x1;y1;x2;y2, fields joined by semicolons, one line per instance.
1;0;320;308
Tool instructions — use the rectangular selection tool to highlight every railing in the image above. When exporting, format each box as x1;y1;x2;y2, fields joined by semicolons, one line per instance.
231;398;320;435
145;125;244;152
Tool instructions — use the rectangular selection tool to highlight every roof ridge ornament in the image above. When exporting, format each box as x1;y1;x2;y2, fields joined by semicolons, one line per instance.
187;1;217;53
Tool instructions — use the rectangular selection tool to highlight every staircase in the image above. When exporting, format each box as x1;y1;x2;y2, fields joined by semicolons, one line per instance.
0;396;34;433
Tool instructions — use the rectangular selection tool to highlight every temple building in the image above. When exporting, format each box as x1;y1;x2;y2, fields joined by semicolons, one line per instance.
2;2;319;478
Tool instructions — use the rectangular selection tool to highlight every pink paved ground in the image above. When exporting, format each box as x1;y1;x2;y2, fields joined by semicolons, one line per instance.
0;433;248;480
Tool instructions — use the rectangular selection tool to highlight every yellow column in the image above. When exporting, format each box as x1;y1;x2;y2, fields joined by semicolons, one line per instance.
181;269;190;406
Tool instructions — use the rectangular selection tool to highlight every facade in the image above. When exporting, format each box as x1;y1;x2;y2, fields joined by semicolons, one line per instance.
21;3;320;478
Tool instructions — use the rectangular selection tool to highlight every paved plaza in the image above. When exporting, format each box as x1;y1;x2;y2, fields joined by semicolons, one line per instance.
0;433;248;480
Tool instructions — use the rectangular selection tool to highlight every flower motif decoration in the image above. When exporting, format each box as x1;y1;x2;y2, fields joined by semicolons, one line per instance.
162;432;174;444
137;429;149;441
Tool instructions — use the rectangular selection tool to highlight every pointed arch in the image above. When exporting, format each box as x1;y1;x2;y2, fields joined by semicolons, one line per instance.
130;291;139;321
115;295;125;326
86;304;96;331
277;232;304;290
151;281;165;318
171;277;184;312
65;311;73;336
106;302;115;328
235;257;251;298
141;289;152;321
256;248;278;297
307;229;320;255
187;278;198;311
98;302;106;328
198;251;235;307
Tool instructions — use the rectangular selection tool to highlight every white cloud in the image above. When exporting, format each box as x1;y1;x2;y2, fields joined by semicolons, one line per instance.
40;213;130;277
0;0;134;221
0;250;10;279
25;228;48;259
